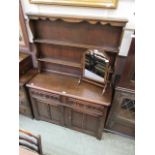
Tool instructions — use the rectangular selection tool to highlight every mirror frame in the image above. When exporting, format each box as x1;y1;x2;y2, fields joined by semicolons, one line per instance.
80;49;112;94
30;0;118;9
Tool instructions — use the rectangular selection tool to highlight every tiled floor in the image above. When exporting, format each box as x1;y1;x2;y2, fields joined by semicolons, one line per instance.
19;115;135;155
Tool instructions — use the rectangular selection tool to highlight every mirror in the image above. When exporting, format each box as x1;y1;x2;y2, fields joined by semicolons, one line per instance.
83;49;111;94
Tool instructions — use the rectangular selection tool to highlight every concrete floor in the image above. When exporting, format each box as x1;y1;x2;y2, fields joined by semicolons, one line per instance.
19;115;135;155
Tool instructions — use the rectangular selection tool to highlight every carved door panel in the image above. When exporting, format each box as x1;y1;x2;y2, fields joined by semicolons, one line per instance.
49;104;64;125
84;114;99;133
68;108;100;136
117;98;135;122
66;97;104;137
32;97;64;125
71;110;84;129
106;90;135;137
36;100;51;120
111;91;135;124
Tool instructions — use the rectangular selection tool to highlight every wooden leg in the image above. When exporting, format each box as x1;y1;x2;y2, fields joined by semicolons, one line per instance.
96;116;105;139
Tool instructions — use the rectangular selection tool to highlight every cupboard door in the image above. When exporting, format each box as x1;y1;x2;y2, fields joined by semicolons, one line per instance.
106;90;135;137
66;97;105;138
69;108;101;137
31;96;64;126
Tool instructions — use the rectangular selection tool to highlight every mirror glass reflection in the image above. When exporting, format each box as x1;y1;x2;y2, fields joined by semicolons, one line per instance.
84;49;110;84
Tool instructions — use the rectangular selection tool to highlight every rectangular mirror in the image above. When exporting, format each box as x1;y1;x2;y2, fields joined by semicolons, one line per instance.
30;0;118;9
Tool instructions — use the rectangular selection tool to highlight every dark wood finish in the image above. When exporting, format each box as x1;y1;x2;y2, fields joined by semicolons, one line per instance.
112;55;127;84
106;37;135;137
27;73;112;106
28;14;126;79
119;37;135;88
27;73;111;139
19;129;42;154
28;14;127;54
26;14;127;139
20;147;40;155
28;14;127;49
19;52;33;77
20;69;38;118
35;43;84;76
106;87;135;137
19;52;37;118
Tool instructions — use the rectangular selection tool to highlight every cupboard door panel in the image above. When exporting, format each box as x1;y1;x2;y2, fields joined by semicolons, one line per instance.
71;110;84;129
31;93;64;125
36;101;51;119
50;105;63;124
84;115;99;132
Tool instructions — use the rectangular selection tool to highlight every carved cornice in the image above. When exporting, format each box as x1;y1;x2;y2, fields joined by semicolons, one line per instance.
27;13;128;27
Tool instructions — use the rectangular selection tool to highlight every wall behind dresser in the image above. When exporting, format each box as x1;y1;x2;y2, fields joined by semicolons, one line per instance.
21;0;134;57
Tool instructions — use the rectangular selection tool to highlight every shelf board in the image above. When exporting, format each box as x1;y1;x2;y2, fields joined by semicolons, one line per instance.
34;39;118;53
38;58;82;68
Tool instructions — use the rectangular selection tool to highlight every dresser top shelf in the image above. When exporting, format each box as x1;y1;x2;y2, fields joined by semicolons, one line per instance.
34;39;118;52
26;72;112;106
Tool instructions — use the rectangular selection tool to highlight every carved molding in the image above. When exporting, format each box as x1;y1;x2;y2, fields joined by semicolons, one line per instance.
27;13;128;27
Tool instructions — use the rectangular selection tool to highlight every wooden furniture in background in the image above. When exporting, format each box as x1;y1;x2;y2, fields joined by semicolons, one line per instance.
19;0;30;52
19;52;33;77
105;36;135;137
19;52;37;117
26;14;127;139
19;129;42;154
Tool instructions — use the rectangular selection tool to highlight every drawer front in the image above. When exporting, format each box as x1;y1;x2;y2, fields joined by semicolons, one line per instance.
30;89;61;105
29;89;105;116
67;98;104;117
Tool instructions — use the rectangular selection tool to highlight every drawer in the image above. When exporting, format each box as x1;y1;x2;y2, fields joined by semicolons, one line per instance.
67;98;104;116
30;89;61;106
30;89;60;99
